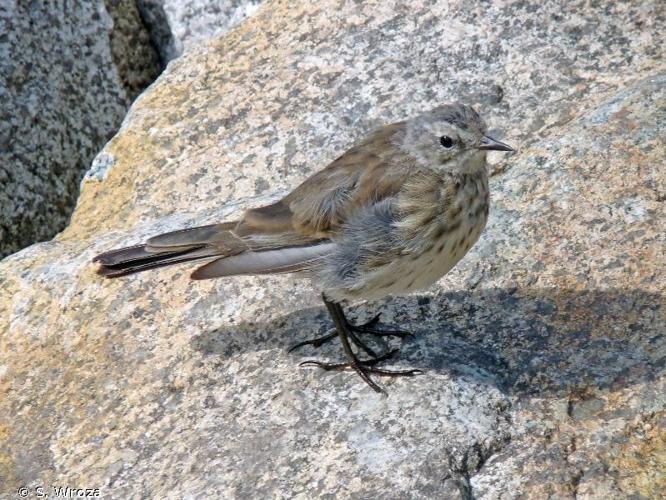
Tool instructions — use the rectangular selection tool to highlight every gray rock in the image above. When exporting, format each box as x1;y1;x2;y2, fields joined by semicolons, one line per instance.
0;0;161;259
135;0;179;63
0;0;664;497
138;0;263;59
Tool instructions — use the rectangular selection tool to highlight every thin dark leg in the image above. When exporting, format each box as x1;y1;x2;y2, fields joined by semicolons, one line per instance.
298;294;423;394
324;299;384;392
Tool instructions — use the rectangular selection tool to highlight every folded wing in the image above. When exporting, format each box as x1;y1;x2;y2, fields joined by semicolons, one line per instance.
93;122;413;280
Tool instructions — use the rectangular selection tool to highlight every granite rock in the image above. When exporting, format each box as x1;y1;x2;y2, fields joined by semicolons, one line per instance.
137;0;263;60
0;0;161;258
1;0;664;497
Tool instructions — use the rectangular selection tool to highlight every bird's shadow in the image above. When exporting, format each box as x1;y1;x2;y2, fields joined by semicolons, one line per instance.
191;287;663;397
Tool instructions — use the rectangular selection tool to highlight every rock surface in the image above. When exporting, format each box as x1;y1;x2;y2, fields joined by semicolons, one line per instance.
0;0;161;258
1;0;664;497
137;0;263;60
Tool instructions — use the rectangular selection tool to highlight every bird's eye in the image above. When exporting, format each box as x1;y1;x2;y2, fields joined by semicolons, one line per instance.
439;136;453;148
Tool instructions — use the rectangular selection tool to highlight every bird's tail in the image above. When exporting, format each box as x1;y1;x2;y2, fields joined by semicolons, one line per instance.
93;222;241;278
93;221;334;279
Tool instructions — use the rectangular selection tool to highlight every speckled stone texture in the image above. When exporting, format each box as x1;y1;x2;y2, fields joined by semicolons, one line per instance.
0;0;161;259
1;0;664;497
137;0;263;60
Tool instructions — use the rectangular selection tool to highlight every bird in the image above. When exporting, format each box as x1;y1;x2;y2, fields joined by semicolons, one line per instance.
93;103;514;393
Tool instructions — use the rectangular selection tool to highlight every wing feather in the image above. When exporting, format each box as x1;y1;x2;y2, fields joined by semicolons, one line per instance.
240;122;412;240
190;243;336;279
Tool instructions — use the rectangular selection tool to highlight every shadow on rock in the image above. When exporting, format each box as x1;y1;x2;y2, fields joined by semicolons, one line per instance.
192;287;663;397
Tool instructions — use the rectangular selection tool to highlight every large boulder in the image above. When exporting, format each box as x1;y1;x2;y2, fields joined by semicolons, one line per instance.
0;0;161;258
1;0;663;497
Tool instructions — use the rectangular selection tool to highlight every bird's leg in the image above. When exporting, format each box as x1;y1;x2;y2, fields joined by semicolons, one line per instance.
298;295;422;394
288;306;411;356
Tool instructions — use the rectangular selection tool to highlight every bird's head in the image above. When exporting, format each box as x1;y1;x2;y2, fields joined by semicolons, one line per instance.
400;103;514;174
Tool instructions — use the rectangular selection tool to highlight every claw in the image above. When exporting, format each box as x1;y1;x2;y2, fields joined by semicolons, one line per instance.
354;325;413;338
299;349;421;393
288;328;337;353
299;360;349;370
353;313;413;338
364;368;423;377
359;313;381;329
293;295;422;393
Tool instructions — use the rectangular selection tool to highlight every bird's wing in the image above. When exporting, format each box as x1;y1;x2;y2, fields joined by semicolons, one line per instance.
237;122;412;240
189;123;418;280
97;123;416;280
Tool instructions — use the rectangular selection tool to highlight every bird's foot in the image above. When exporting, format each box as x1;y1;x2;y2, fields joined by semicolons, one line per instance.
288;327;378;357
288;313;412;357
294;297;422;393
288;328;338;353
300;349;423;394
352;312;413;339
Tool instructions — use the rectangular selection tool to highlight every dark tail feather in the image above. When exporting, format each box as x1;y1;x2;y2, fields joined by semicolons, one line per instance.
93;222;244;278
92;221;333;280
93;244;220;278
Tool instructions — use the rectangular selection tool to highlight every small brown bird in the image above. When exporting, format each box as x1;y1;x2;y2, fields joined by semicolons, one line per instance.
94;103;513;393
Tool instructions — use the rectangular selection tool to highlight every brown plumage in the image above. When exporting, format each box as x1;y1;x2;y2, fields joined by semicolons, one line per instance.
93;103;514;393
93;124;409;278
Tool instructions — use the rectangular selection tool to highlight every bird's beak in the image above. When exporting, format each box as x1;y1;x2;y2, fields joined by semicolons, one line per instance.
478;135;515;152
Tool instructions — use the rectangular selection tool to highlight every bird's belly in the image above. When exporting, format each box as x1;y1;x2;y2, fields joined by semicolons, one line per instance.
362;216;486;300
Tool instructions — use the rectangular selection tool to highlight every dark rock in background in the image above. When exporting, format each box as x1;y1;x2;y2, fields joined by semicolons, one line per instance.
137;0;263;60
135;0;179;64
0;0;161;258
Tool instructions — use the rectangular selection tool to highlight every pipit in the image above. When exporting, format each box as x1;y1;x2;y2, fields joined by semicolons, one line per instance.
94;103;513;393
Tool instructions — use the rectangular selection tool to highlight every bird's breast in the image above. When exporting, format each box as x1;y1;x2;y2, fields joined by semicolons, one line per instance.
362;171;489;298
